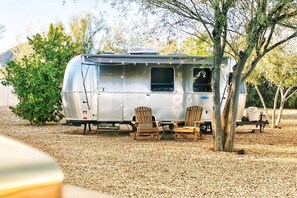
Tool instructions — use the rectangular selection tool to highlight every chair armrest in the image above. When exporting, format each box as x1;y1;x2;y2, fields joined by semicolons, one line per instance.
173;120;185;127
132;121;139;128
154;121;161;127
173;120;185;124
194;120;205;127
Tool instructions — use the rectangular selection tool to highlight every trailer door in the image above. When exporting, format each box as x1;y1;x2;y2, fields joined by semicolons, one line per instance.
98;65;123;121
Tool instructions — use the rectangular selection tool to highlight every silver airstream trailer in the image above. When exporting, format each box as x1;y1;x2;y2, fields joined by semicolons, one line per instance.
61;49;246;130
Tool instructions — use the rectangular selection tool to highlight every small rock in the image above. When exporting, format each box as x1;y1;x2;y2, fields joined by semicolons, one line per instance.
238;149;245;155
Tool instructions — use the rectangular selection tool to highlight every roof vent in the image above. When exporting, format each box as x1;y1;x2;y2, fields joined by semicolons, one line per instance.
102;51;114;54
128;47;159;55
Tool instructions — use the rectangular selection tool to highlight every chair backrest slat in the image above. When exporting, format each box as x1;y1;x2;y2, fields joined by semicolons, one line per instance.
185;106;203;126
135;106;153;127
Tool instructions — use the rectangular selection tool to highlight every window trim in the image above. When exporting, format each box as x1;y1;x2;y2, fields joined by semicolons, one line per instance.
192;67;212;92
150;67;175;92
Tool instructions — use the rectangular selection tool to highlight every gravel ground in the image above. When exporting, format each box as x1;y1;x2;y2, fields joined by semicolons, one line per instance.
0;106;296;197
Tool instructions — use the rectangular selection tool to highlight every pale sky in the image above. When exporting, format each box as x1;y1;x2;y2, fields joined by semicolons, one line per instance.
0;0;115;53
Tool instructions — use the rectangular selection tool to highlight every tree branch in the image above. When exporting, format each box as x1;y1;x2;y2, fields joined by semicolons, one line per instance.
286;87;297;100
241;31;297;82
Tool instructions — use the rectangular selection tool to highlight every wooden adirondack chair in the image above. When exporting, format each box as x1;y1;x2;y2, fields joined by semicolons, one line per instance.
133;106;160;140
173;106;204;142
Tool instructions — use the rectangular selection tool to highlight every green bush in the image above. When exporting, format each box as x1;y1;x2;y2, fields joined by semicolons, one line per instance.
246;80;297;109
2;24;76;125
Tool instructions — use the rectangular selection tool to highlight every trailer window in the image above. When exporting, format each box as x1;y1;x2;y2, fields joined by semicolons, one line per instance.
193;68;212;92
151;68;174;92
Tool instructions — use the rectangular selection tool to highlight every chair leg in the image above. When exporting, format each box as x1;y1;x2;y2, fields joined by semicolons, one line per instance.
174;133;177;141
199;131;203;140
134;132;138;140
150;134;154;140
194;133;197;142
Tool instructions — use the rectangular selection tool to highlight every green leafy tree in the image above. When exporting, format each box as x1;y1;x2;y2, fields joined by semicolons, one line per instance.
101;22;129;54
247;43;297;128
11;42;33;62
158;39;179;54
70;12;105;54
2;23;76;125
287;95;297;108
246;80;277;108
157;35;213;55
181;35;212;56
258;46;297;128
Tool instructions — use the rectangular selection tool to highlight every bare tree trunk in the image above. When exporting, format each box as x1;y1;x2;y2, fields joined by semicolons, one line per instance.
212;64;223;151
272;85;280;128
224;70;241;152
276;99;285;128
211;4;226;151
222;53;248;152
221;92;231;146
276;87;289;128
254;84;272;127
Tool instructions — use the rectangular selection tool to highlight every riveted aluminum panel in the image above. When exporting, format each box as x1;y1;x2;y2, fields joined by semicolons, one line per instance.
61;54;246;124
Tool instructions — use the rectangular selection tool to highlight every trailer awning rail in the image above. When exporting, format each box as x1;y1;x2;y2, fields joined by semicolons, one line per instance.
81;54;224;66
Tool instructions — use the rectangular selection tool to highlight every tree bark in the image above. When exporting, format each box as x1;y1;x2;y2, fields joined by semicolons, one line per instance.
254;84;271;127
223;66;242;151
275;87;288;128
211;3;226;151
212;61;223;151
272;85;280;128
276;99;285;128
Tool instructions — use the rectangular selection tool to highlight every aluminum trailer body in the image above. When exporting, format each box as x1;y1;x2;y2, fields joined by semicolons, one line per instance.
61;54;246;126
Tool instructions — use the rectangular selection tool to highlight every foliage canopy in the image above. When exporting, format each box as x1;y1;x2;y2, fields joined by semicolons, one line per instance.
70;12;105;54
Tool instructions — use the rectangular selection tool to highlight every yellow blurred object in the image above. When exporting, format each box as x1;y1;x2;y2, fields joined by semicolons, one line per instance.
0;135;63;198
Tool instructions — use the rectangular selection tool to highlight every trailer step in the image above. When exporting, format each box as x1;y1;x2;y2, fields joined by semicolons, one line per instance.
97;123;120;130
97;126;120;130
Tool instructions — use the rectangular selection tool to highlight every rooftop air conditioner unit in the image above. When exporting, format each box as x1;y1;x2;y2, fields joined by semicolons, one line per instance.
128;47;159;55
